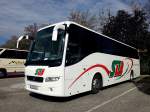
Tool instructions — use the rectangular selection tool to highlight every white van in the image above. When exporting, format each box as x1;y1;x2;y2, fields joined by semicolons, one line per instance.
0;48;28;77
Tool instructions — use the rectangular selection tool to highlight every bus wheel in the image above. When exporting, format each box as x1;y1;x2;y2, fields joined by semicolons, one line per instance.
0;69;7;78
130;70;134;81
91;75;102;94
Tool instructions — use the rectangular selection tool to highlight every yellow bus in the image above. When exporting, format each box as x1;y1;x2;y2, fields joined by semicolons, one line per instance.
0;48;28;77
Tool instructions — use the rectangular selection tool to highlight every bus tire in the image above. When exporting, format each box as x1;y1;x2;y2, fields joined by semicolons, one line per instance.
130;70;134;81
91;74;102;94
0;69;7;78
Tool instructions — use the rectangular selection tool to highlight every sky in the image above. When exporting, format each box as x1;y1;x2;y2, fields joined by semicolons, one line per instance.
0;0;148;45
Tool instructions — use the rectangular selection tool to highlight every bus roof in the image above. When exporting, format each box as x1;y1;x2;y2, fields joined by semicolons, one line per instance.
38;21;137;50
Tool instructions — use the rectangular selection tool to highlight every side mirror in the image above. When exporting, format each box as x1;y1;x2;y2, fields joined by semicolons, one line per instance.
52;24;65;41
52;30;58;41
16;35;34;48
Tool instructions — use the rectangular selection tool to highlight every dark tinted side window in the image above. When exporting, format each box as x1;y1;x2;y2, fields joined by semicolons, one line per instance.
100;36;114;54
0;49;3;52
66;24;101;66
80;30;98;57
0;50;17;58
98;35;139;59
0;50;28;59
16;51;28;59
66;25;81;66
66;24;139;66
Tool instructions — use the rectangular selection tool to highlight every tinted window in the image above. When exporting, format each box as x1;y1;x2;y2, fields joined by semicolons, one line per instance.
66;27;81;65
16;51;28;59
66;24;102;66
0;50;28;59
0;49;3;52
66;24;139;66
100;36;139;59
0;50;16;58
80;31;98;57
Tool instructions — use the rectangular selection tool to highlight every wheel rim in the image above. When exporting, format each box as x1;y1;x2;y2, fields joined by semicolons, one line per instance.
92;79;100;89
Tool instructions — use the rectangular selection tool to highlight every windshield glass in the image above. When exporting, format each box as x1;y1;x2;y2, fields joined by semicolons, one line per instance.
26;26;65;66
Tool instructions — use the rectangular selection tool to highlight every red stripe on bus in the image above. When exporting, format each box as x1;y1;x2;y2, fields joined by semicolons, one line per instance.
68;64;110;89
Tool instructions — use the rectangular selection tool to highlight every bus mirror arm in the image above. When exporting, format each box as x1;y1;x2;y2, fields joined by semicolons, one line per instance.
16;35;33;48
52;24;65;41
52;30;58;41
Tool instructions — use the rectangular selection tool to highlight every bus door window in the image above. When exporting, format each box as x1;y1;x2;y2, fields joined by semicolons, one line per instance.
66;41;81;65
66;28;81;66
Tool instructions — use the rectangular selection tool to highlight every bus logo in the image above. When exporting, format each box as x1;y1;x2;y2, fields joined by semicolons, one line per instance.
109;60;124;78
35;68;45;76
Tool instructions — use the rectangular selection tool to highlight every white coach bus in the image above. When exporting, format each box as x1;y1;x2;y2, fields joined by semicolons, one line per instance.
18;21;140;97
0;48;28;77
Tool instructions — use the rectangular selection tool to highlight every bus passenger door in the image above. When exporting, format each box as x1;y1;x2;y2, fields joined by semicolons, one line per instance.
64;41;85;96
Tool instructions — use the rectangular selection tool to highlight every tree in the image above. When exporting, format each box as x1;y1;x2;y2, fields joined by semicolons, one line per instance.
0;23;38;50
143;1;150;48
68;10;97;30
19;23;38;50
102;9;149;49
24;23;38;37
0;35;32;50
0;35;18;49
96;9;112;33
144;0;150;24
102;10;131;43
129;8;149;48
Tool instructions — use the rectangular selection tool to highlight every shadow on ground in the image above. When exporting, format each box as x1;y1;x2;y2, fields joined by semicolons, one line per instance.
133;75;150;95
29;91;91;102
0;74;24;79
27;75;150;102
29;76;150;102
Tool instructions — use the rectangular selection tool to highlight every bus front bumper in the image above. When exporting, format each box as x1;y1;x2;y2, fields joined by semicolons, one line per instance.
25;81;65;97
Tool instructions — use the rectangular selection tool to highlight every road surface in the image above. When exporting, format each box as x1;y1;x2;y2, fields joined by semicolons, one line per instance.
0;75;150;112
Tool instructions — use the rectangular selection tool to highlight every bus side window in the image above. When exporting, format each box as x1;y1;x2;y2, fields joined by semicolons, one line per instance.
0;49;3;52
16;51;28;59
66;27;81;66
66;42;81;65
101;36;114;55
0;50;16;59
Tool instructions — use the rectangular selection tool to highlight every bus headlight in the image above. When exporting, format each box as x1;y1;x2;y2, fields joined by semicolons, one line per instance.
45;77;60;82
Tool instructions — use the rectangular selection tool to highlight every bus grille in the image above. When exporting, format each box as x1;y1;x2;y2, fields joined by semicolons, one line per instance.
27;76;43;83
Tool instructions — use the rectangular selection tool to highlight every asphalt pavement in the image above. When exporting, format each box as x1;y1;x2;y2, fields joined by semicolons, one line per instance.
0;75;150;112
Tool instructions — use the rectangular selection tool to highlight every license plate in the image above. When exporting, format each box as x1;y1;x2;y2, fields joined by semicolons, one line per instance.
30;85;38;90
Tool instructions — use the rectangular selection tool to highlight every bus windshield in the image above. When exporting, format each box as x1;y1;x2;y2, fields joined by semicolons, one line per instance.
26;27;65;66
